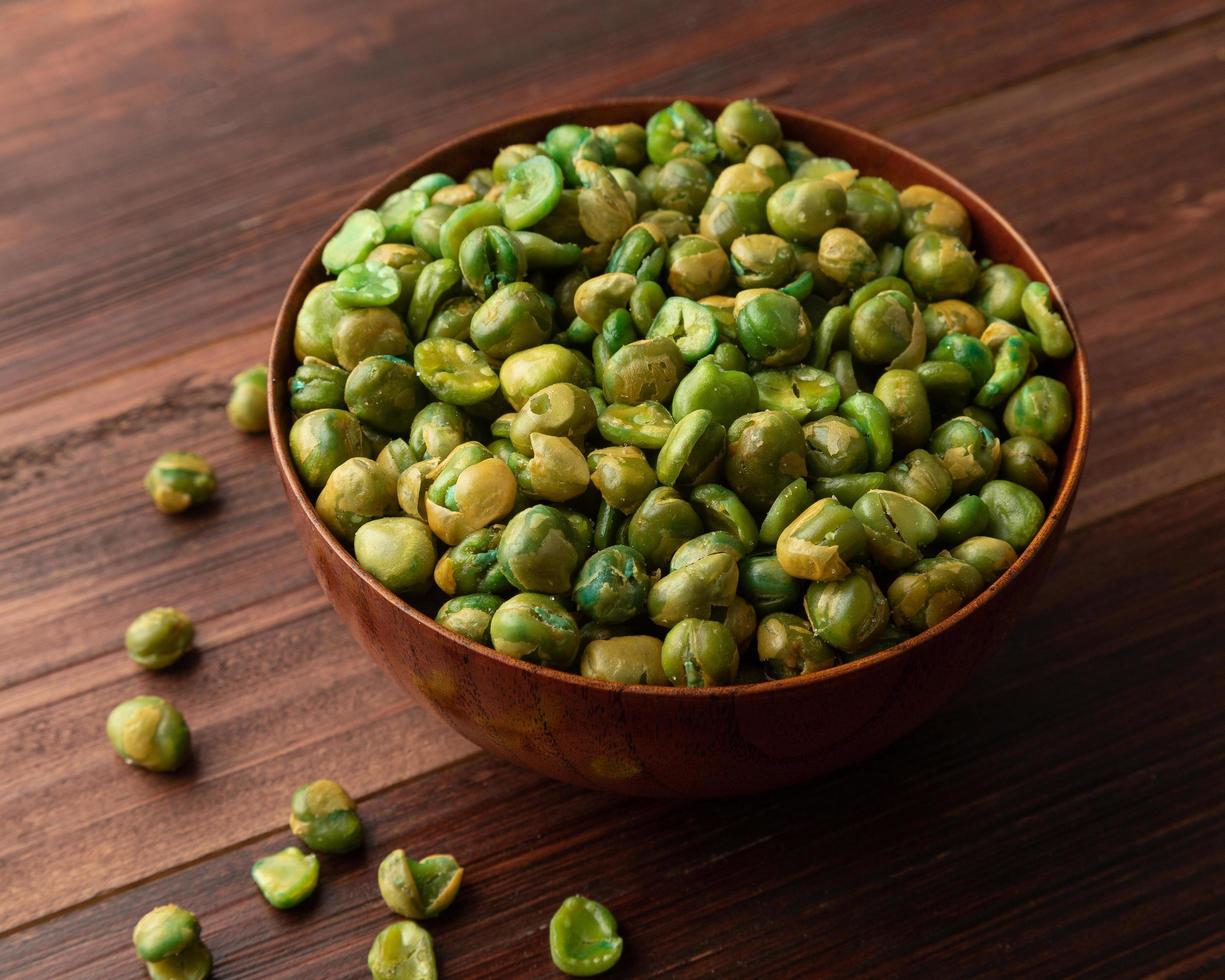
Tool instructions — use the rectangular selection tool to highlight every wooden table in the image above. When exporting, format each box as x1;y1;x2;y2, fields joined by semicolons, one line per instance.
3;1;1223;975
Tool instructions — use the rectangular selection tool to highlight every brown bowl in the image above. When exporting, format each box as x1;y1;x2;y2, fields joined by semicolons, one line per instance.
269;98;1090;798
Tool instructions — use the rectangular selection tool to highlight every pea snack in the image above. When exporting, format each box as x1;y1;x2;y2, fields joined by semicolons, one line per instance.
286;98;1076;686
125;607;194;670
107;695;191;772
289;778;364;853
368;920;438;980
132;904;213;979
145;451;216;514
251;846;320;909
550;895;624;976
378;849;464;919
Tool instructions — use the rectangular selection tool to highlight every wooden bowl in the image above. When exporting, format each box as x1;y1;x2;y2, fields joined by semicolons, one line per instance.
269;98;1090;798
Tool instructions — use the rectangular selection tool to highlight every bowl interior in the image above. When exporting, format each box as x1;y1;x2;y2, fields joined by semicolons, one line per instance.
268;97;1090;701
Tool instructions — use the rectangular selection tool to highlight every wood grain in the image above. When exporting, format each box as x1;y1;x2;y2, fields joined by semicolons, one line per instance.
0;0;1222;973
5;475;1222;977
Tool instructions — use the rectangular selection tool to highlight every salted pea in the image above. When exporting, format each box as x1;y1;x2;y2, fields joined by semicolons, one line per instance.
1004;375;1073;445
930;415;1001;495
647;552;738;627
457;224;527;299
817;227;879;288
226;364;268;434
886;448;954;511
501;154;564;230
804;565;889;653
937;494;990;546
759;478;814;546
424;442;517;545
355;517;437;595
252;847;319;910
753;364;841;423
922;298;986;346
409;402;468;460
601;336;686;404
490;592;580;668
575;159;635;243
378;188;432;243
497;504;584;593
573;545;651;624
290;778;362;853
803;415;869;478
739;553;803;614
758;612;838;679
411;203;456;258
656;410;726;488
776;498;867;581
903;231;978;300
289;408;367;491
730;233;796;289
888;554;984;631
333;260;401;308
670;357;757;428
107;695;190;772
1021;282;1075;358
1002;435;1059;495
434;526;510;596
735;288;812;366
408;258;462;341
650;156;713;217
580;635;667;685
766;178;846;245
838;391;893;472
499;343;591;409
550;894;624;977
686;485;755;554
510;382;597;453
609;224;666;279
144;452;216;515
469;281;553;359
368;921;437;980
597;400;675;448
626;486;703;570
588;445;657;513
915;360;975;413
378;849;463;919
315;457;396;543
295;281;347;361
724;409;808;513
661;618;739;687
975;333;1030;409
814;472;888;506
699;163;773;248
874;369;931;455
125;607;193;671
715;98;782;160
322;209;384;274
980;479;1046;551
844;177;902;244
973;263;1030;323
345;355;423;434
952;535;1019;584
899;184;971;243
853;489;939;570
435;593;503;644
670;531;746;570
515;433;590;501
647;295;720;362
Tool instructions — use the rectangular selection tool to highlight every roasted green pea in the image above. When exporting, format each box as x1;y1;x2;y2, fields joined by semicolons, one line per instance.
803;415;868;478
226;364;269;433
646;99;718;165
729;234;796;290
888;554;984;631
626;486;703;570
1004;375;1073;445
133;904;200;963
975;333;1030;409
517;432;591;501
808;303;850;372
746;143;789;187
951;535;1019;585
749;365;841;426
500;154;565;230
828;350;859;400
252;847;320;910
661;618;739;687
509;382;597;453
470;281;553;359
838;391;894;472
334;307;410;370
107;696;190;772
597;400;675;449
670;530;746;570
573;545;651;624
490;592;580;667
699;163;773;248
456;224;527;300
915;360;975;413
937;494;990;546
322;209;385;274
648;552;739;627
1001;435;1058;495
874;369;931;455
973;263;1030;323
295;282;345;362
334;260;402;308
580;635;667;685
980;479;1046;551
899;184;971;243
368;921;437;980
1021;282;1075;358
758;612;838;678
315;457;396;543
930;333;993;389
344;355;422;433
922;298;986;346
588;445;657;514
849;290;922;367
647;296;720;363
379;188;432;243
378;850;463;920
650;155;713;217
844;177;902;244
714;98;782;161
436;593;503;644
497;504;583;592
671;357;758;428
804;565;889;653
766;178;846;245
817;227;879;288
409;402;468;460
689;484;757;552
885;448;954;511
848;276;915;313
653;410;722;488
853;489;939;570
735;288;812;366
550;895;624;977
291;779;363;853
290;357;349;416
498;344;589;409
776;498;867;581
724;409;808;513
407;258;462;342
355;517;436;595
759;478;815;546
602;336;685;404
290;408;367;491
434;526;510;596
813;472;888;506
903;231;978;300
739;552;803;614
411;203;455;259
144;452;216;515
595;123;647;169
125;607;193;670
930;415;1002;495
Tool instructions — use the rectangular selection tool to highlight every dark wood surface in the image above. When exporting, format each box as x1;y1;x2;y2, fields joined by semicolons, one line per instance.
1;1;1222;976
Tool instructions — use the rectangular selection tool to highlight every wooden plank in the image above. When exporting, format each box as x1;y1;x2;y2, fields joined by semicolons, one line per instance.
4;472;1222;977
0;0;1216;403
1;0;1222;946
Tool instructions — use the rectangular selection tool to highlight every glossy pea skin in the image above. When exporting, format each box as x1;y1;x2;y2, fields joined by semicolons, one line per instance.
573;545;651;624
498;504;584;592
1021;281;1075;358
874;369;931;456
355;517;436;596
107;695;190;772
144;452;217;515
690;484;758;553
581;635;668;685
124;607;193;670
804;565;889;653
290;779;363;854
671;358;758;428
938;494;990;546
550;895;624;977
251;846;320;910
290;357;349;416
903;231;978;300
435;593;503;644
758;612;838;679
1001;435;1059;495
655;409;726;488
776;497;867;581
886;449;954;512
315;457;397;544
888;555;984;632
766;178;846;245
980;479;1046;551
647;551;739;627
814;472;888;506
345;355;423;434
490;592;580;668
1004;375;1073;445
758;478;815;546
735;288;812;366
143;941;213;980
952;535;1019;584
661;618;739;687
739;552;803;614
335;307;410;369
626;486;703;570
899;184;972;243
838;391;894;472
133;905;200;963
973;263;1030;323
368;921;437;980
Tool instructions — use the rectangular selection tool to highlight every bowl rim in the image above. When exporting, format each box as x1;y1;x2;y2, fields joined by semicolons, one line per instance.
269;96;1090;701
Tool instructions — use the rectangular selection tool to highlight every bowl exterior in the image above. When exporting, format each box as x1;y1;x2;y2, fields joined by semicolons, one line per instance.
270;98;1089;798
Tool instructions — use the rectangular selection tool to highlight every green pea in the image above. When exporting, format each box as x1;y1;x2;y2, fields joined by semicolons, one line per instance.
852;489;939;570
107;695;190;772
588;445;657;514
575;160;636;243
937;494;990;546
874;369;931;455
626;486;703;570
515;229;584;268
758;478;815;546
656;410;726;488
753;364;841;423
593;500;625;551
125;607;193;670
648;552;739;627
974;333;1030;409
780;270;814;301
378;188;432;243
724;410;808;513
930;333;993;389
685;485;755;554
295;282;346;362
408;258;461;341
434;526;510;596
849;276;914;314
597;400;675;449
802;415;866;478
409;338;498;407
550;895;624;977
1021;281;1075;358
500;154;564;230
886;448;954;511
647;296;720;362
734;288;812;366
315;457;396;543
580;635;668;686
226;364;269;433
804;565;889;653
661;618;739;687
808;304;850;370
817;227;879;288
915;359;975;413
951;535;1019;585
144;941;212;980
887;555;984;631
509;382;596;453
715;98;782;161
670;531;746;570
368;921;437;980
1004;375;1073;445
899;184;971;243
498;343;590;410
602;336;685;404
813;472;888;506
699;163;773;248
144;451;216;515
739;552;803;614
410;203;456;259
378;850;463;920
609;224;664;279
650;156;713;217
757;612;838;679
252;847;320;910
729;233;796;289
342;355;421;433
435;593;503;644
844;177;902;244
290;779;363;853
973;263;1030;323
794;157;854;184
1001;435;1059;495
289;408;367;491
828;350;859;400
980;479;1046;551
838;391;893;472
497;504;584;592
630;279;667;334
766;178;846;245
596;123;647;169
745;143;789;187
333;307;409;369
470;281;553;359
410;172;456;196
133;904;200;963
354;517;436;596
646;99;718;165
409;402;469;460
903;231;978;300
573;545;651;624
850;290;924;368
322;209;385;274
776;497;867;581
671;358;758;428
490;592;580;668
334;261;402;308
